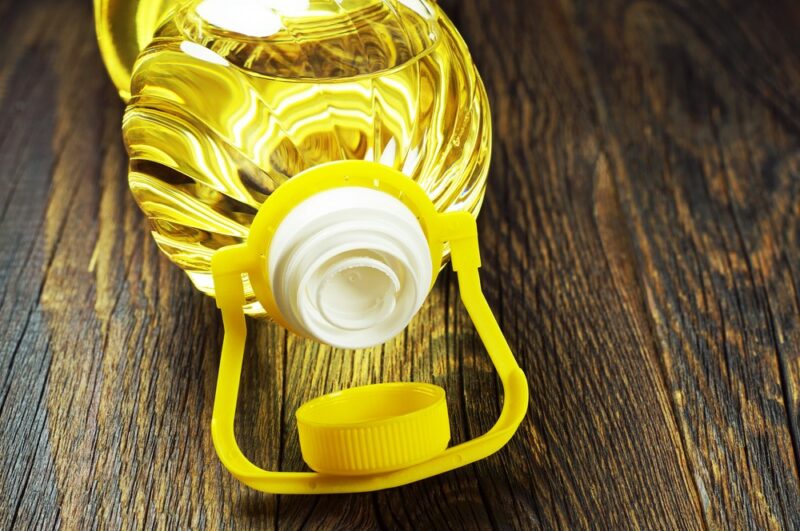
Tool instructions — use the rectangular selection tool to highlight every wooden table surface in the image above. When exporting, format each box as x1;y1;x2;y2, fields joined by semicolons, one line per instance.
2;0;800;528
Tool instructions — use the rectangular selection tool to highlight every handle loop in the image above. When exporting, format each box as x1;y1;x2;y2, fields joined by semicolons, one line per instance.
210;162;528;493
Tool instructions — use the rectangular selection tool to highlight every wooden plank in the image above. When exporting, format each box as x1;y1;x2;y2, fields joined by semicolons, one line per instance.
561;0;800;527
445;1;705;527
0;0;798;528
0;5;67;529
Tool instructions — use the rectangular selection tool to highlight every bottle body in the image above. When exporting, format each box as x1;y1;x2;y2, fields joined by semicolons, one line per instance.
94;0;177;101
121;0;491;314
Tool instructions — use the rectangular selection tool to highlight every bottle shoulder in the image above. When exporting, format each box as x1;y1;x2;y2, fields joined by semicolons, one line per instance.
142;0;449;82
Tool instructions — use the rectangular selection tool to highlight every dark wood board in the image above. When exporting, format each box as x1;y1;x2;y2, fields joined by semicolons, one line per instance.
1;0;799;528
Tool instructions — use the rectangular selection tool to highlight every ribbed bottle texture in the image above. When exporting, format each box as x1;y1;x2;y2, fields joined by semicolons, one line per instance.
113;0;491;314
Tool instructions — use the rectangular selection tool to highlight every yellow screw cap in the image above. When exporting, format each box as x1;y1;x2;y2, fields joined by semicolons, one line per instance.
296;383;450;476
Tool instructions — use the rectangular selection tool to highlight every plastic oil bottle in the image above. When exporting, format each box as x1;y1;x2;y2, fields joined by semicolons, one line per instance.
97;0;492;315
95;0;529;495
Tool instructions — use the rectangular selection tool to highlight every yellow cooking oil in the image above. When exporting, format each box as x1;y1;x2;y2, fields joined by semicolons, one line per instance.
108;0;491;314
95;0;178;101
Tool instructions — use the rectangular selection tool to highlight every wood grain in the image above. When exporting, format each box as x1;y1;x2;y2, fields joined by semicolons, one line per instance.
1;0;799;528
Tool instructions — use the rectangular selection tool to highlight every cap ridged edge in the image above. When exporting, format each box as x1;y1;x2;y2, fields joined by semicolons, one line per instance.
296;383;450;476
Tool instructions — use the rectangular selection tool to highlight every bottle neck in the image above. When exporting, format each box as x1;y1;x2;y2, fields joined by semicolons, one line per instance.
268;186;433;348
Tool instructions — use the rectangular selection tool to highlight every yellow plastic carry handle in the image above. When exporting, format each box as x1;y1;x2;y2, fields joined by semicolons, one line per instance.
210;161;528;494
